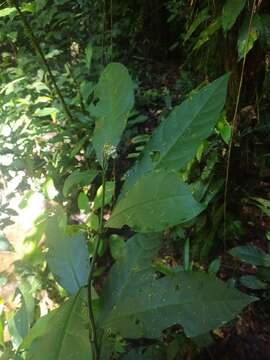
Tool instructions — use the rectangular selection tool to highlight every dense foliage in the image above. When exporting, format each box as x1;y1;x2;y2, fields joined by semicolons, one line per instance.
0;0;270;359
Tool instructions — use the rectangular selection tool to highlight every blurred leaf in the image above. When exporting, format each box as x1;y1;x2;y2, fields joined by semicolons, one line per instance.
34;107;59;117
240;275;267;290
184;8;210;42
193;18;222;51
229;245;270;267
45;212;90;294
0;234;14;251
109;234;127;260
222;0;247;32
63;169;97;197
208;258;221;275
237;15;261;60
86;213;99;231
217;113;232;144
85;44;93;70
78;192;90;213
0;7;16;17
8;280;35;350
42;177;58;200
93;181;115;210
250;197;270;216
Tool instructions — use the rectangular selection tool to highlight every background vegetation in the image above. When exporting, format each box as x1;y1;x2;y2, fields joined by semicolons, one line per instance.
0;0;270;359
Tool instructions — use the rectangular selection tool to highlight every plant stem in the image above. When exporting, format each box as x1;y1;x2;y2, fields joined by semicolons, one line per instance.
87;157;106;360
11;1;74;123
223;0;257;249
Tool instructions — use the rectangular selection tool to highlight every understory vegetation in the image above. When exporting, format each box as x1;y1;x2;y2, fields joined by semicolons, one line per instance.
0;0;270;359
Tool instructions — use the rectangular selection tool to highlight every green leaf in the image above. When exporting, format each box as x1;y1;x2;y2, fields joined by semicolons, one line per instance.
109;234;127;260
34;107;59;117
107;170;204;232
222;0;247;32
217;113;232;144
240;275;267;290
91;63;134;163
86;213;99;231
99;235;255;339
98;233;162;328
237;15;261;60
193;18;222;51
208;258;221;275
63;169;97;197
229;245;270;267
183;9;210;42
26;289;92;360
250;197;270;216
21;311;56;350
122;75;229;193
45;212;90;294
93;181;115;210
43;177;58;200
78;192;90;213
0;7;16;17
8;281;35;349
85;44;93;70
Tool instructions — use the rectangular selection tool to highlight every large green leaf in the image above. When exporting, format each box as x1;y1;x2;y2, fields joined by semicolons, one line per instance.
98;233;162;323
91;63;134;163
21;311;56;351
122;75;229;193
45;212;90;294
222;0;247;32
106;169;204;232
99;235;255;339
26;289;92;360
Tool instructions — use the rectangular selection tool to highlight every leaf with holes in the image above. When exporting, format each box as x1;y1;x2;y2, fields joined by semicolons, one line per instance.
26;289;92;360
91;63;134;163
45;212;89;294
122;74;229;193
106;169;204;232
98;235;255;339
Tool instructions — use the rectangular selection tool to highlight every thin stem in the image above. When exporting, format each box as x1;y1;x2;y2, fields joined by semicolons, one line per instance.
223;0;257;248
87;157;107;360
12;1;74;123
